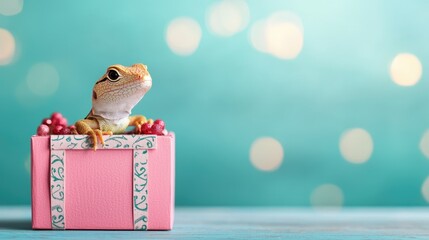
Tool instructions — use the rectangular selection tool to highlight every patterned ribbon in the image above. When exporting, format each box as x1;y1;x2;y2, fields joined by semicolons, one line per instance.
50;135;157;230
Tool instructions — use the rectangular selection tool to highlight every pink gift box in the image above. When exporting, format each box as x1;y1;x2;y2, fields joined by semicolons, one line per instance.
31;133;175;230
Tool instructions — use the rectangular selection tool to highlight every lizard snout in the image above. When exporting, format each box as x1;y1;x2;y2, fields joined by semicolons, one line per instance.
131;71;145;81
131;63;149;81
135;73;151;82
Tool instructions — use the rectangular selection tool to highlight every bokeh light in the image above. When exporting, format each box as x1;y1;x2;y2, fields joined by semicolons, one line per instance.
249;20;268;53
206;0;249;37
250;137;284;171
166;17;202;56
26;63;60;97
0;0;23;16
339;128;373;164
421;176;429;203
249;11;303;59
0;28;16;65
311;184;344;209
390;53;422;86
419;130;429;159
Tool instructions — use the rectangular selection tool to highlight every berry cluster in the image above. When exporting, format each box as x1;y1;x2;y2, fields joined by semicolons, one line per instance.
140;119;167;135
37;112;75;136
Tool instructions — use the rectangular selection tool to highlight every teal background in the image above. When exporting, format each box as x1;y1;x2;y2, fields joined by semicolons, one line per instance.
1;0;429;206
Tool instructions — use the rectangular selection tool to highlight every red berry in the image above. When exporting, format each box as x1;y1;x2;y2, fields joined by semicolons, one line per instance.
68;125;77;135
51;112;63;120
37;124;50;136
57;118;68;127
153;119;165;128
60;127;71;135
52;125;64;135
151;124;164;135
141;123;152;134
41;118;52;126
51;112;67;125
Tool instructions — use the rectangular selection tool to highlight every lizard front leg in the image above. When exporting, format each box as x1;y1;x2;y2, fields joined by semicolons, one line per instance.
129;115;153;134
75;119;112;150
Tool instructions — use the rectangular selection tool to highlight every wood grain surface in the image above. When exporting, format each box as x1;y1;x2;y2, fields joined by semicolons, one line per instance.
1;207;429;239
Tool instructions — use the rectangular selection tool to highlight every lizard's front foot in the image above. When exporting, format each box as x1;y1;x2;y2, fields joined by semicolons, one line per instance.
129;115;150;134
86;129;113;150
75;119;112;150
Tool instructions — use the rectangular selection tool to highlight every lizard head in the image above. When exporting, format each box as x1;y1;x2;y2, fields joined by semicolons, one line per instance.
91;63;152;120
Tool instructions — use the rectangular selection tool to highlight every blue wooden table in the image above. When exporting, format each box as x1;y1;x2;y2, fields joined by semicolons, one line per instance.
1;207;429;239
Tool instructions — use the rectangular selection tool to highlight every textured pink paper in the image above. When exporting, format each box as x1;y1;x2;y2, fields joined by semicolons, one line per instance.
31;134;175;230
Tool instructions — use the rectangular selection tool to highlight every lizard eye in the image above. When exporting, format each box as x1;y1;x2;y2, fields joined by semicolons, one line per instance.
107;69;120;82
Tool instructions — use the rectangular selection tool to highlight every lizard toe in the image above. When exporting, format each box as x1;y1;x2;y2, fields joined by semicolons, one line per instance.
88;130;98;151
94;129;105;146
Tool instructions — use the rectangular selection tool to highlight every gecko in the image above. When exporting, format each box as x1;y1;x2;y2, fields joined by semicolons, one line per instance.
74;63;152;149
